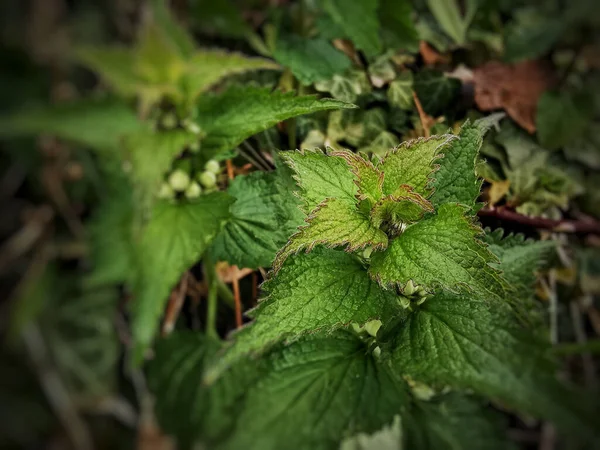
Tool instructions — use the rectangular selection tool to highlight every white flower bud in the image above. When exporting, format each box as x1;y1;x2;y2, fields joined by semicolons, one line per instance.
185;182;202;199
168;169;190;191
198;170;217;188
204;159;221;174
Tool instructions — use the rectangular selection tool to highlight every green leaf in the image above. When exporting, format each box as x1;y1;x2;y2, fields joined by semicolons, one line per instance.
150;0;196;58
390;292;598;441
223;331;409;450
429;115;501;210
378;135;457;197
536;91;592;150
503;8;563;63
273;35;351;85
131;193;234;362
193;86;355;158
0;98;143;151
190;0;253;38
314;71;372;104
331;149;383;203
387;72;414;110
211;170;304;269
126;129;198;209
484;229;556;295
379;0;419;52
426;0;477;45
182;50;279;99
207;248;400;381
369;203;507;298
149;332;267;448
370;185;434;228
413;70;460;117
282;148;358;213
403;393;515;450
273;198;388;271
74;46;141;97
321;0;382;57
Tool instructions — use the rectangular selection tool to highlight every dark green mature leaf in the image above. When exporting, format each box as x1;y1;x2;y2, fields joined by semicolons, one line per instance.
282;148;358;213
390;292;598;441
131;193;234;362
379;0;419;52
208;248;400;381
536;91;592;150
484;229;556;295
503;8;563;63
0;98;143;151
149;332;268;448
194;86;355;158
321;0;382;57
222;331;409;450
429;115;502;210
403;393;515;450
273;35;351;85
211;170;303;269
369;204;507;298
413;70;460;117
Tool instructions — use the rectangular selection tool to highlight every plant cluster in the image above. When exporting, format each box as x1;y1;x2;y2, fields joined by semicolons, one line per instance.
0;0;599;449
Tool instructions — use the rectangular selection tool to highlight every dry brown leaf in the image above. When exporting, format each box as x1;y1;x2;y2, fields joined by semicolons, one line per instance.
216;261;253;284
419;41;450;66
488;179;511;206
473;60;556;133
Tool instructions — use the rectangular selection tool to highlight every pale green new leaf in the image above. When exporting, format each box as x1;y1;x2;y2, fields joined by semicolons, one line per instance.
193;87;355;158
369;203;507;298
282;148;358;213
273;198;388;271
207;248;400;381
0;98;143;151
378;135;457;197
273;35;351;85
340;416;402;450
387;71;413;109
429;115;502;210
136;22;186;84
370;185;434;228
403;393;515;450
391;292;598;441
131;193;234;362
182;50;279;99
211;170;304;269
150;0;196;58
331;150;384;203
321;0;382;57
222;331;409;450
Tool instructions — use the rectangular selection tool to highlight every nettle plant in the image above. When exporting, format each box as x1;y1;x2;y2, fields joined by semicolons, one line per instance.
149;119;597;449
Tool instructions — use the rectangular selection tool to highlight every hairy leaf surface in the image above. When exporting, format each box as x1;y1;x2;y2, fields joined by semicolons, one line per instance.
369;204;507;298
194;87;355;157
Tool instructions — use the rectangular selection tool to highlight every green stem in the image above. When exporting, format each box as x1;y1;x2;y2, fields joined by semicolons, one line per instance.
203;254;220;339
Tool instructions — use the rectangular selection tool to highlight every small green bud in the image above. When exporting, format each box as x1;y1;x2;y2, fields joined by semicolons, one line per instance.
189;141;201;153
168;169;190;191
198;170;217;188
416;296;427;306
157;182;175;199
372;346;382;359
361;246;373;259
185;182;202;199
204;159;221;174
404;280;416;296
161;112;178;129
351;323;364;335
364;319;382;338
183;119;202;135
398;296;411;309
417;288;427;297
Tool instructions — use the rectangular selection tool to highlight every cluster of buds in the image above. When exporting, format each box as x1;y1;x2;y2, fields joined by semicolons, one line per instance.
351;319;382;358
398;280;428;309
158;159;222;200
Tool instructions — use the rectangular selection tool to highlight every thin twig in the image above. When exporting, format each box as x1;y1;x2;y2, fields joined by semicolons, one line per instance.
242;141;272;171
478;207;600;235
161;271;189;336
226;160;234;180
232;278;243;328
412;91;431;138
570;300;597;388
